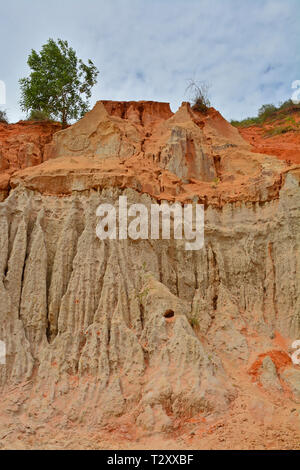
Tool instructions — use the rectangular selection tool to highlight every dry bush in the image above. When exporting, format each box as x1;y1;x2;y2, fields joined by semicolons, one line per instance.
0;110;8;123
186;80;211;114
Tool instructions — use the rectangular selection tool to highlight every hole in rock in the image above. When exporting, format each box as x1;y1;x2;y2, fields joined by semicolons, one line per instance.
164;309;175;318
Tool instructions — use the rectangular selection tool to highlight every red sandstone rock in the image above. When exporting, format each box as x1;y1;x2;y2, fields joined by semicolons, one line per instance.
0;120;61;199
9;101;294;207
238;111;300;164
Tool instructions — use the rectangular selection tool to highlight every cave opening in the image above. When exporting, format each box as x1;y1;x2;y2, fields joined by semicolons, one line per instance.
164;309;175;318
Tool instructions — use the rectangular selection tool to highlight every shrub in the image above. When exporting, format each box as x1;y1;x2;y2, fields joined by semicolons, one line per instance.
264;125;296;137
0;110;8;124
27;109;51;121
230;117;260;128
231;99;300;128
279;99;300;114
258;103;277;120
186;80;211;114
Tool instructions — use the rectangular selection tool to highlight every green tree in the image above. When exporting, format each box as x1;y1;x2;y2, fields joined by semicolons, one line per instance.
19;38;99;127
258;103;277;119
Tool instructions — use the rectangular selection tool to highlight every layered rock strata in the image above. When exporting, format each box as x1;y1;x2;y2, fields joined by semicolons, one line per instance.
0;101;299;436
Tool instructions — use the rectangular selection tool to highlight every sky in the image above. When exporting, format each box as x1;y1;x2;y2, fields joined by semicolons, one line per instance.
0;0;299;123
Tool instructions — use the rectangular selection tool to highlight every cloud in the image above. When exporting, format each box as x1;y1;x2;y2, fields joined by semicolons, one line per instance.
0;0;299;122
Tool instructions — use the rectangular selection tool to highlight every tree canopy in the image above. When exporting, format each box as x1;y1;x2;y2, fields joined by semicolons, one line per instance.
19;38;99;126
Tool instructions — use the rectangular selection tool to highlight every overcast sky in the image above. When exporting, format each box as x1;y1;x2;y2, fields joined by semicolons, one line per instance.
0;0;299;122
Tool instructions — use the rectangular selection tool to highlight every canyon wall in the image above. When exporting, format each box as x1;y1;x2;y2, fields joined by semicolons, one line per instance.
0;101;299;441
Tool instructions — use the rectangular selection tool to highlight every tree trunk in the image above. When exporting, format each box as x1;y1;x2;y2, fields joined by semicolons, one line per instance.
61;109;67;129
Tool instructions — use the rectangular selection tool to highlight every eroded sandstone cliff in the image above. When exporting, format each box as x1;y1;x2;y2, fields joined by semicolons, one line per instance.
0;101;299;449
0;120;61;201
